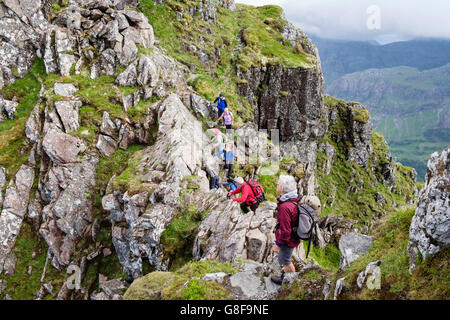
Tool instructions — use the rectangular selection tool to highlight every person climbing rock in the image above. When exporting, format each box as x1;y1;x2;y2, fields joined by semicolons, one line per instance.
222;177;238;191
204;157;221;190
213;93;227;125
217;107;234;130
227;177;260;214
214;143;234;178
271;174;302;285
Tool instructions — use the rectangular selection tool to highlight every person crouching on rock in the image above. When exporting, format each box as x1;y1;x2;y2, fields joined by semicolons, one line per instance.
227;177;259;214
271;174;301;285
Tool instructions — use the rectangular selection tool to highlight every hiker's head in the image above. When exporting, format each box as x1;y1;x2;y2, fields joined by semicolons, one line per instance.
220;94;225;100
225;143;232;151
235;177;244;186
224;108;229;114
276;174;297;195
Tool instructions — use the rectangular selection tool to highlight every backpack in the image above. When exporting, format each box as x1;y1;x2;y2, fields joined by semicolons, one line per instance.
288;201;317;259
246;180;266;204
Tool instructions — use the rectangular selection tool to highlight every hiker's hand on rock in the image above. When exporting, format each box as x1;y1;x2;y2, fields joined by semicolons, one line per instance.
272;244;280;253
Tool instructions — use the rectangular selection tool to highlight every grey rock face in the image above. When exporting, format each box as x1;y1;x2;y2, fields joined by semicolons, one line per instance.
54;83;78;97
333;277;346;300
42;128;86;164
0;167;6;208
25;102;42;144
407;147;450;272
0;165;35;274
39;155;98;268
189;93;213;119
338;232;373;269
54;100;82;133
346;103;373;168
357;260;381;289
103;94;214;277
96;134;118;158
0;0;49;89
0;95;19;122
318;141;336;175
194;201;278;263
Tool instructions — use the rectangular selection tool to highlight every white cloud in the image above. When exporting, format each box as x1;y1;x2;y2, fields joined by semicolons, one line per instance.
236;0;450;42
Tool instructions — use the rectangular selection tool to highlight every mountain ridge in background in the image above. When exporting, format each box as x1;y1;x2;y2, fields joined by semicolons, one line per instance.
313;36;450;179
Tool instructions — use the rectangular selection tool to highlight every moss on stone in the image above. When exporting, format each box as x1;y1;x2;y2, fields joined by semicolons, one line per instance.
123;260;237;300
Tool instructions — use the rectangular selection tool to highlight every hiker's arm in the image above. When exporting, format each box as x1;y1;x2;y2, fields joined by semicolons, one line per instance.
213;150;223;157
229;184;243;196
214;97;219;103
232;187;249;203
277;210;292;243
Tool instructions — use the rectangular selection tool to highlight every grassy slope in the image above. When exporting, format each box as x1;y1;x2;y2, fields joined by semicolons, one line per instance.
331;207;449;300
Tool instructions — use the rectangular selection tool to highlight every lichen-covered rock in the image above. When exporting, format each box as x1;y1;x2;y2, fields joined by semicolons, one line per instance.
194;201;280;263
338;232;373;269
103;94;216;278
0;165;35;274
54;100;82;133
0;0;49;89
407;147;450;272
54;83;78;97
96;134;118;157
39;155;98;268
42;128;86;164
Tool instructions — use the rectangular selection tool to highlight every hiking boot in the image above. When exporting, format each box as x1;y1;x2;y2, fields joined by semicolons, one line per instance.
125;276;134;284
270;272;285;285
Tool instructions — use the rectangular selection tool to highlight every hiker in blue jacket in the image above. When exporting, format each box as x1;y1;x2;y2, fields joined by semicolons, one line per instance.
213;93;228;125
214;143;234;178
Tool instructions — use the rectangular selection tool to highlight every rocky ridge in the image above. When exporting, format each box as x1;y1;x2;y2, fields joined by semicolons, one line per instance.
0;0;425;301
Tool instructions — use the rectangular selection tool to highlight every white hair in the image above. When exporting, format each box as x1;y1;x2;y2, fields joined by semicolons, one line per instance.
235;177;244;185
277;174;297;194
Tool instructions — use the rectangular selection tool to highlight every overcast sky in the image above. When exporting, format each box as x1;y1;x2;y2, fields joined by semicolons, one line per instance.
236;0;450;44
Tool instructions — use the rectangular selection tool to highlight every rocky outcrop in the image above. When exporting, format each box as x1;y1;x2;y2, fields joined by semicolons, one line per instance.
338;232;373;269
236;21;327;167
0;165;35;274
39;155;98;268
194;201;278;263
102;94;215;278
0;95;19;122
407;147;450;272
0;0;49;89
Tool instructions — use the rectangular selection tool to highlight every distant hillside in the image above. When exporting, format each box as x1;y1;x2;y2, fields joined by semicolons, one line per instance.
327;64;450;179
311;37;450;86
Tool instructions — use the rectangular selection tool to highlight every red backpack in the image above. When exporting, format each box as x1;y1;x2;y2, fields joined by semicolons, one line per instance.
246;180;266;204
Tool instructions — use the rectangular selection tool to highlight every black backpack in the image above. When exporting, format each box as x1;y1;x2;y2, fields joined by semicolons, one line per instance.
288;201;317;259
246;180;266;204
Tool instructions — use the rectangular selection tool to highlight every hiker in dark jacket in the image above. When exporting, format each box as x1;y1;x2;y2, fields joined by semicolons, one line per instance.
214;143;234;178
271;174;301;285
213;93;228;124
228;177;259;214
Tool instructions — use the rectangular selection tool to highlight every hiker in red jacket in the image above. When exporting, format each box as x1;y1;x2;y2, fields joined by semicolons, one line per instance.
271;174;301;285
228;177;259;214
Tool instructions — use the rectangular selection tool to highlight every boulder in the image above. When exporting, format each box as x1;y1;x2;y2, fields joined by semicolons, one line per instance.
96;134;118;158
0;165;34;274
42;128;86;164
338;232;373;269
54;100;82;133
39;156;98;267
54;83;78;97
407;147;450;272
